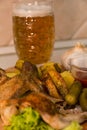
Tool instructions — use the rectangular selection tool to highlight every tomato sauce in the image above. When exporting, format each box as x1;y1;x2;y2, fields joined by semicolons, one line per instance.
76;78;87;88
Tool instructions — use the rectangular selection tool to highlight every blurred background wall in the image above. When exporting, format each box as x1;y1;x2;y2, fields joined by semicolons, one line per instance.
0;0;13;46
0;0;87;46
54;0;87;41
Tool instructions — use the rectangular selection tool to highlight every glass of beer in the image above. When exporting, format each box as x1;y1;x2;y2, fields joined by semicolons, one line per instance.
12;0;55;64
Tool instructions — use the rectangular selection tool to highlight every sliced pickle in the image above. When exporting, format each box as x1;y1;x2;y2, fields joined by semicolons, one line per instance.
80;88;87;111
6;69;20;78
15;59;24;70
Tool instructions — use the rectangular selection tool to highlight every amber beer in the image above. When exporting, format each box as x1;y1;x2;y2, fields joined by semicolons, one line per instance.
12;3;55;64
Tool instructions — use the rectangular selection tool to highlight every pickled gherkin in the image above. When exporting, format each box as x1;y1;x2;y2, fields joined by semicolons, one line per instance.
15;59;24;70
6;70;20;78
80;88;87;111
39;62;64;76
65;81;82;105
40;62;56;75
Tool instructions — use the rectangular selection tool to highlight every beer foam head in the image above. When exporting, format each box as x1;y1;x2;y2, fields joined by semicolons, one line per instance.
13;3;53;17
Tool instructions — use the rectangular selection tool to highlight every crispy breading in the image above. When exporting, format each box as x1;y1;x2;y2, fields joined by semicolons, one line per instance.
0;76;23;99
0;92;87;130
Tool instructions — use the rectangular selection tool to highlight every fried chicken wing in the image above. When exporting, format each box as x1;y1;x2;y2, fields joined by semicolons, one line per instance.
0;92;87;130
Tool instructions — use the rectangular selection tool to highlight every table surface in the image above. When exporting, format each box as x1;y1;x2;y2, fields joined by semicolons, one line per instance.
0;39;87;69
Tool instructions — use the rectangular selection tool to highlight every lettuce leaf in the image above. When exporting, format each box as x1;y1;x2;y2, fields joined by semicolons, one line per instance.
5;107;54;130
62;121;82;130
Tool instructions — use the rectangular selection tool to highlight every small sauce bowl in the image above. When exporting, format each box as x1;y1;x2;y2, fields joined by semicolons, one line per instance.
70;55;87;88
